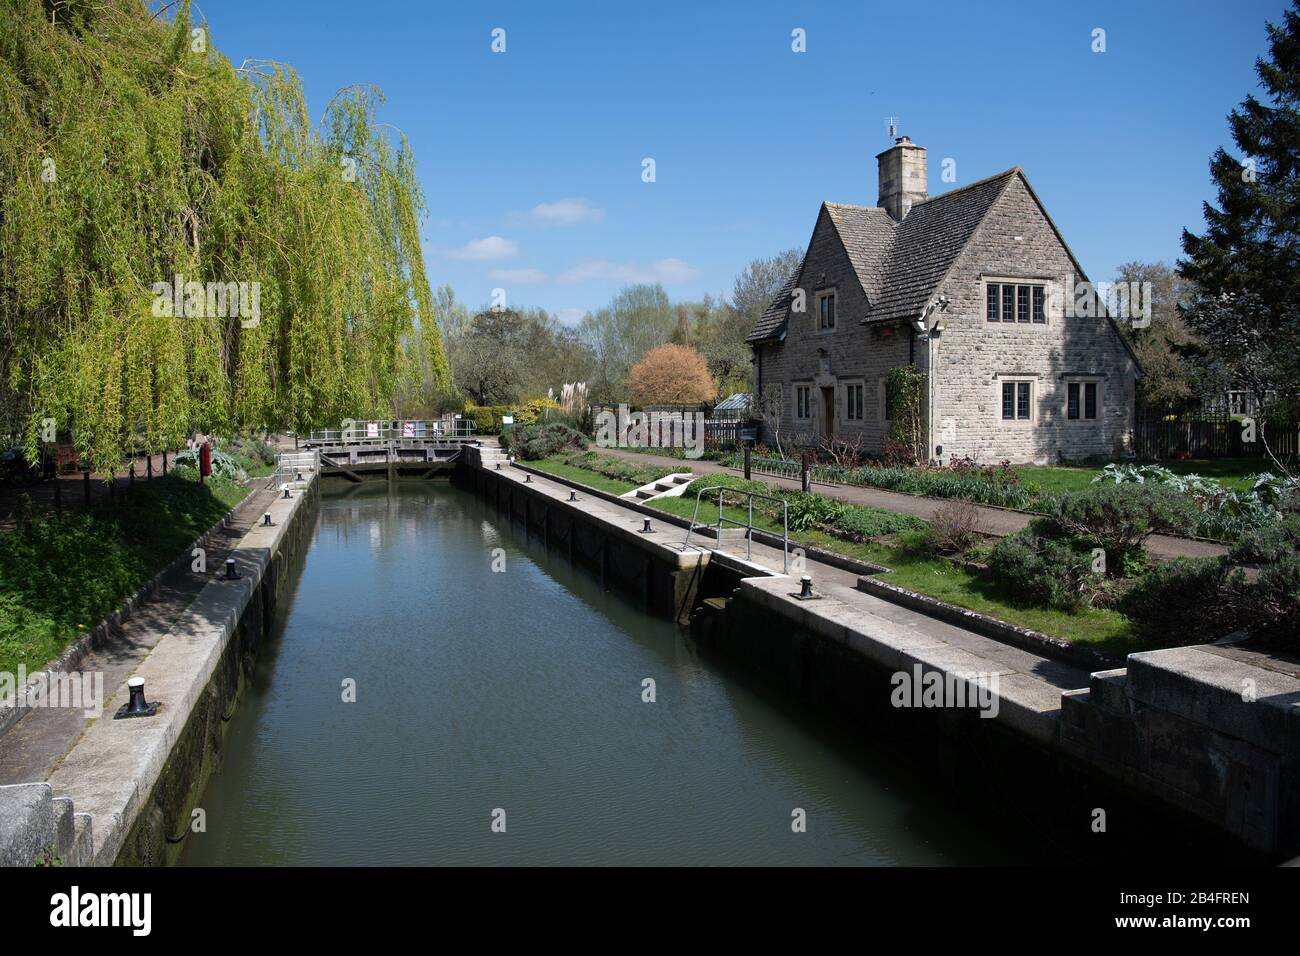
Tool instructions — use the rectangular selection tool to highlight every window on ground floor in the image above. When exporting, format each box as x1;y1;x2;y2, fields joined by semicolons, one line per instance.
1001;380;1033;421
795;384;812;420
1065;380;1099;421
845;382;864;421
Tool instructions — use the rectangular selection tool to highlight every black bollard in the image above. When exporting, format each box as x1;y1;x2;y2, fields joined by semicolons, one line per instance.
114;676;159;720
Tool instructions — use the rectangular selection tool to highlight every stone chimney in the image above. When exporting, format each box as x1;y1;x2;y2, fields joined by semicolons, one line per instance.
877;136;927;221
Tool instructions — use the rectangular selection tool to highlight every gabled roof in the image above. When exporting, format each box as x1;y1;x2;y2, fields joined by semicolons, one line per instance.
745;253;805;343
823;203;896;304
868;169;1018;323
747;169;1019;342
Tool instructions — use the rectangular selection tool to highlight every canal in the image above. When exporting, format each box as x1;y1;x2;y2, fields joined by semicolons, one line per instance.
181;480;1051;865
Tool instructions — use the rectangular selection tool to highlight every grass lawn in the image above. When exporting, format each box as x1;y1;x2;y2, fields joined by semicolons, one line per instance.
525;457;642;494
851;536;1137;656
1015;458;1265;497
0;473;250;677
527;451;1136;654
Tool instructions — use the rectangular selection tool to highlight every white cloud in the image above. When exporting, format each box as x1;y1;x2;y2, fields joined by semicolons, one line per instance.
446;236;518;261
528;199;605;226
555;308;585;324
488;268;549;285
555;257;702;285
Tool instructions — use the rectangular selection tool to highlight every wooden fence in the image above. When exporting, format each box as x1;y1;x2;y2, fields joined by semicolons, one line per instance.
1133;415;1298;460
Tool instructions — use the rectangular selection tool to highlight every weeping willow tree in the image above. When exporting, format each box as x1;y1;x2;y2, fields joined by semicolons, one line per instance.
0;0;451;476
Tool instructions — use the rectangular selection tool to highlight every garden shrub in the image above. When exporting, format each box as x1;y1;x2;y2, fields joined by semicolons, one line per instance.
1118;515;1300;647
787;493;847;533
559;451;677;486
1225;514;1300;645
1247;553;1300;643
1094;463;1295;541
989;523;1102;612
832;505;925;541
1119;558;1235;646
172;447;246;481
514;398;561;426
1046;482;1198;572
1228;512;1300;565
784;492;922;540
924;499;983;556
833;464;1033;509
224;435;276;466
502;422;588;460
464;403;510;435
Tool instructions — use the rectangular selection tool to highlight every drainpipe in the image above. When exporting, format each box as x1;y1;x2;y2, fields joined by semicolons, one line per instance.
913;304;937;464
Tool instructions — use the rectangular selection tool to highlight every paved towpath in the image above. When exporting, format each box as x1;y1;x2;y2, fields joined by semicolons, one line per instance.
593;447;1228;562
0;477;282;786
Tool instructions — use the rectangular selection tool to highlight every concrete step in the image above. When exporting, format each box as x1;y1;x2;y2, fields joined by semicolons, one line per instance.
622;472;696;502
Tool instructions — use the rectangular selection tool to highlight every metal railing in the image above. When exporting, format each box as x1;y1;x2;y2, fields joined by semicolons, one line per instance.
682;483;790;572
274;449;319;489
305;419;477;446
748;454;854;487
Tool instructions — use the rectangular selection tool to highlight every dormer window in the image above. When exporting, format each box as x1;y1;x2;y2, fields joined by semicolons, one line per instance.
817;291;836;329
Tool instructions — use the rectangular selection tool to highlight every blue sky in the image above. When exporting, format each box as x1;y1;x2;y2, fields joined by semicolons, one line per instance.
203;0;1290;322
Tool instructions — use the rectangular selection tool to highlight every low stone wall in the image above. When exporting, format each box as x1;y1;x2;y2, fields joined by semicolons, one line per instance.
1062;646;1300;858
42;477;319;866
0;782;93;867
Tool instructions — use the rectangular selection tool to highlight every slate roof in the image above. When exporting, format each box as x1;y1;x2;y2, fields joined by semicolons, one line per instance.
747;169;1020;342
745;254;806;343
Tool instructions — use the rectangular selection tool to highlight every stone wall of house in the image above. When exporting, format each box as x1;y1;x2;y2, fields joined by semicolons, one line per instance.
928;175;1138;464
754;176;1139;464
755;205;915;454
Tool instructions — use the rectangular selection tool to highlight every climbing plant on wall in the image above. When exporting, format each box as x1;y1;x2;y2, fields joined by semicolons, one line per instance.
0;0;451;475
885;366;925;465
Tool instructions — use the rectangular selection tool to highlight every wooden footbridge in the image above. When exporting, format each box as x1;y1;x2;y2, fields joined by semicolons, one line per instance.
303;419;478;481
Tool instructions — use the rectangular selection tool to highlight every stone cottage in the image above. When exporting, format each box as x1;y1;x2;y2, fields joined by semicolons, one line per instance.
746;136;1141;465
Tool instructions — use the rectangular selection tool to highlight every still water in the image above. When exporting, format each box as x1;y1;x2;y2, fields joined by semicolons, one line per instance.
181;481;1049;866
